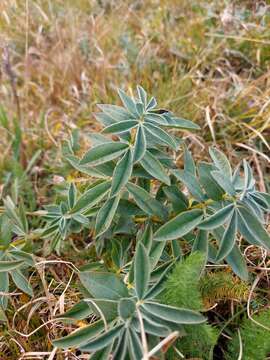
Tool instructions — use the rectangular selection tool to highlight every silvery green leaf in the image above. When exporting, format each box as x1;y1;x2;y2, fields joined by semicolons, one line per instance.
102;120;138;135
80;142;129;166
137;85;147;106
128;327;143;360
111;149;133;197
237;206;270;250
11;269;33;296
135;242;150;299
118;298;136;320
59;300;93;320
164;115;200;130
142;301;205;324
97;104;134;121
95;195;120;236
68;182;77;209
112;328;128;360
140;223;153;252
163;185;189;212
94;112;116;126
146;96;157;110
79;271;128;300
184;145;196;175
145;112;168;125
192;229;208;256
80;324;123;352
71;181;111;214
140;150;171;185
0;272;9;309
211;170;236;196
118;89;139;117
133;125;146;163
215;210;237;262
225;244;249;281
198;203;235;230
53;320;104;349
154;209;204;241
0;260;24;272
209;147;232;179
172;169;205;202
126;182;167;220
198;162;224;200
144;122;177;150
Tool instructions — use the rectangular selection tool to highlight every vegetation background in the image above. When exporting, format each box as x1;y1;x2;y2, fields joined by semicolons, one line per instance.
0;0;269;359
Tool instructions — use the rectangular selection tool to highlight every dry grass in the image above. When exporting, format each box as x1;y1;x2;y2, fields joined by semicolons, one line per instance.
0;0;269;358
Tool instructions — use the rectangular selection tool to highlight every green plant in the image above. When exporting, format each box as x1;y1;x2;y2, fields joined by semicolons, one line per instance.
226;309;270;360
53;242;205;359
162;252;218;359
0;208;34;321
43;86;270;278
49;86;270;357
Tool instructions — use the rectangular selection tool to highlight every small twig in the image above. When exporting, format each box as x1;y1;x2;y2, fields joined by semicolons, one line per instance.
147;331;179;358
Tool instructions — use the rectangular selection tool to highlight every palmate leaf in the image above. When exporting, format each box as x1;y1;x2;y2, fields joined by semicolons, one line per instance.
68;182;77;209
133;125;146;163
140;150;171;185
118;89;139;117
137;85;147;106
209;147;232;179
11;269;33;297
110;149;133;197
95;195;121;236
97;104;133;121
164;115;200;130
237;205;270;250
142;301;205;324
58;300;93;320
226;245;249;281
144;122;177;150
192;229;208;256
215;211;238;262
128;327;143;360
213;228;249;281
183;145;196;175
135;242;150;299
126;182;167;220
112;328;128;360
0;260;24;272
92;344;113;360
102;120;138;135
70;181;111;214
80;324;123;352
80;142;129;166
118;298;136;320
198;203;235;230
198;162;224;200
211;171;236;196
154;209;203;242
79;271;128;300
53;320;104;349
172;170;205;202
163;185;188;212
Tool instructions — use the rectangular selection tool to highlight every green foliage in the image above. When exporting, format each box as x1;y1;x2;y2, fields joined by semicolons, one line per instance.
226;310;270;360
42;86;270;284
162;252;218;359
1;86;269;357
0;211;34;320
53;243;205;359
200;272;250;308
